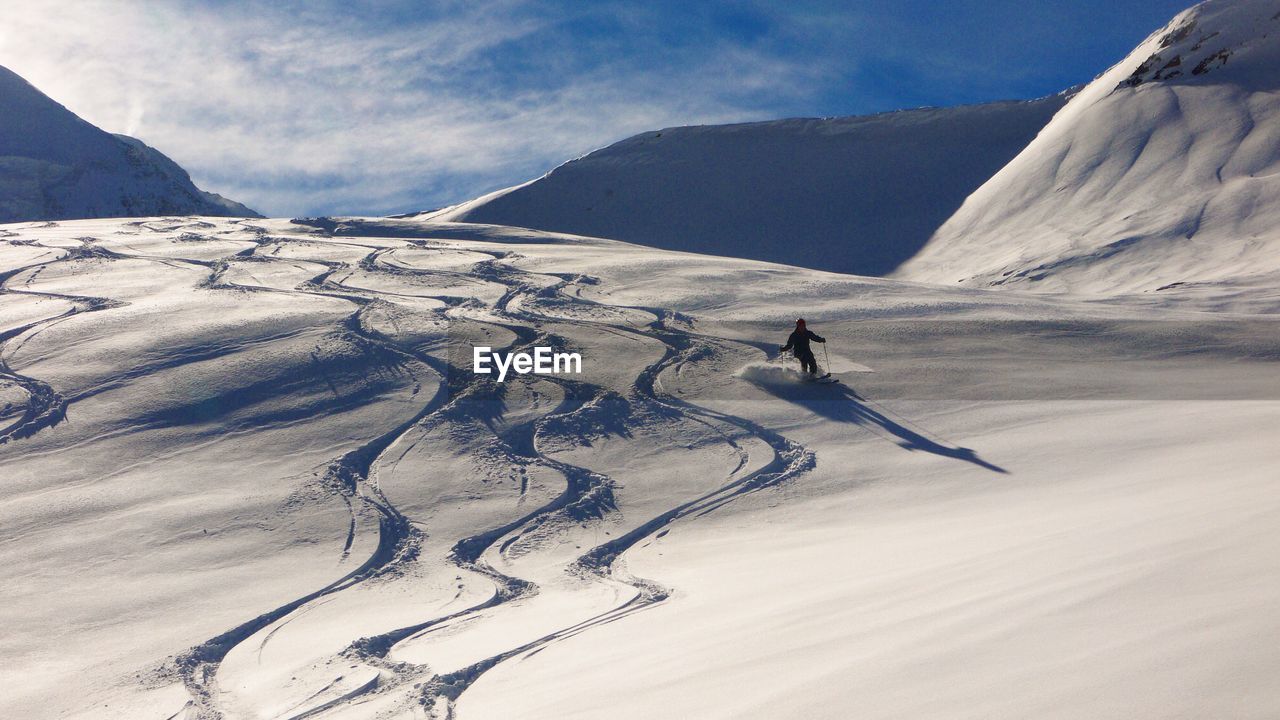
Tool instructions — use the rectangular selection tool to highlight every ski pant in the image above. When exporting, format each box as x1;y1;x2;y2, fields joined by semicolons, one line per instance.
796;351;818;374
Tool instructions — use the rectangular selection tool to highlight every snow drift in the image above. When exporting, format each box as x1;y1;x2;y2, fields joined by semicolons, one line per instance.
737;354;873;386
896;0;1280;295
0;65;259;222
430;97;1066;276
735;360;813;387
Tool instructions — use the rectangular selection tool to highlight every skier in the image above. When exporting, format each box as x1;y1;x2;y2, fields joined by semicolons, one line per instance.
779;318;826;376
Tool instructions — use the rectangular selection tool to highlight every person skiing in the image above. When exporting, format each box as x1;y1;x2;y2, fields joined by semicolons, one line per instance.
779;318;826;376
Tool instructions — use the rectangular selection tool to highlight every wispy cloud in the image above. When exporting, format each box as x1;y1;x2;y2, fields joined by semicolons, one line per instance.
0;0;831;216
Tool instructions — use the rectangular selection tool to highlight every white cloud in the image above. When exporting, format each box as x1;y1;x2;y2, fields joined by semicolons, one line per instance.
0;0;827;216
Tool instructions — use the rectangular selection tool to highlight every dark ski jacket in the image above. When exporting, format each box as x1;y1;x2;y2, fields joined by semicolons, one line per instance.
781;329;825;357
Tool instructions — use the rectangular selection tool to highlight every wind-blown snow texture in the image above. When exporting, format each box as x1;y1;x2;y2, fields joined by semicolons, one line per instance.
0;65;259;223
432;97;1066;276
897;0;1280;296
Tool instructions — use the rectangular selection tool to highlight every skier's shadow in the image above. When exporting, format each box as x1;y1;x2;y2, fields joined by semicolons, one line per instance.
755;378;1008;474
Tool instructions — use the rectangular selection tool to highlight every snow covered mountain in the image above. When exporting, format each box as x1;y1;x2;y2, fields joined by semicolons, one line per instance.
0;65;258;222
430;97;1066;276
896;0;1280;295
6;3;1280;719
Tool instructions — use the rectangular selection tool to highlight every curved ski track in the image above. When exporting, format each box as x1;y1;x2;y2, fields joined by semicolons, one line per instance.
0;243;128;443
2;222;818;720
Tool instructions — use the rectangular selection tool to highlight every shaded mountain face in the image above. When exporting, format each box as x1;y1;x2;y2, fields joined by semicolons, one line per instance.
0;65;258;223
896;0;1280;295
431;96;1067;276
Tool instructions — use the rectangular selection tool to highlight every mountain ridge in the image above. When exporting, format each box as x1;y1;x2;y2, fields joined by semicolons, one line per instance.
0;65;259;223
894;0;1280;295
427;94;1069;276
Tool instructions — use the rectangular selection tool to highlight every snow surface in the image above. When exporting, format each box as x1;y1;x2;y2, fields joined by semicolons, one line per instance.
0;66;259;223
896;0;1280;298
4;2;1280;718
2;213;1278;720
429;97;1066;276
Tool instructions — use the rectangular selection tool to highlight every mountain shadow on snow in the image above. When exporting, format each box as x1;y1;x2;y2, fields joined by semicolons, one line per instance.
434;97;1067;277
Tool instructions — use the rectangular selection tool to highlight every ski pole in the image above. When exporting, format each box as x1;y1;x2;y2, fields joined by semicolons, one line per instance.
823;342;830;374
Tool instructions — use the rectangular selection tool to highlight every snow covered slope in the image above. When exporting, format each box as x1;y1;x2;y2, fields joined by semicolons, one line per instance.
896;0;1280;295
3;215;1278;720
0;65;259;222
430;97;1066;276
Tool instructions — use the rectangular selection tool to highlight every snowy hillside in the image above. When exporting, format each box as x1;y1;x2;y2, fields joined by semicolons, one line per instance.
896;0;1280;295
430;97;1066;276
0;66;258;222
5;2;1280;719
3;214;1278;719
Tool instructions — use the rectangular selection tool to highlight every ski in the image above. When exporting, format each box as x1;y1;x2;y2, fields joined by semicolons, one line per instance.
805;373;839;384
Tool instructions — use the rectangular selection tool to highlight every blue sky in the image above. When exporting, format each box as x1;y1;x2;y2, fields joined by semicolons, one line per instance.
1;0;1193;217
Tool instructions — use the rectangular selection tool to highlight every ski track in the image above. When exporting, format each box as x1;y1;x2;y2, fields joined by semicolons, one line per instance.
3;221;850;719
0;244;129;443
